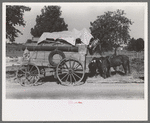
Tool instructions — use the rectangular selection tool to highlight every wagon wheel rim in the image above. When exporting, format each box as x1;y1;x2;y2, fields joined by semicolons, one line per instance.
56;58;85;86
16;63;40;86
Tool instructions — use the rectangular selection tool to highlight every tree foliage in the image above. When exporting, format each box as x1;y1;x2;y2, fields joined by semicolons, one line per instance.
89;9;133;51
127;38;144;52
31;6;68;37
6;5;31;42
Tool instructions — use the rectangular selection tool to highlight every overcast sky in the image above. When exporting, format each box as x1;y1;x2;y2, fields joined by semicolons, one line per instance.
4;2;147;43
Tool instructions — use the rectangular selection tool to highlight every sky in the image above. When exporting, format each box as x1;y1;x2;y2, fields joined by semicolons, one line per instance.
4;2;147;43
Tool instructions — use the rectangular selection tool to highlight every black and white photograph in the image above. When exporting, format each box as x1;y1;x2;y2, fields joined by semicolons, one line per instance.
2;2;148;121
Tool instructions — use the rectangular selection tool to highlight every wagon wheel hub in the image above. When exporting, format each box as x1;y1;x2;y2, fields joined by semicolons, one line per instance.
26;72;30;77
68;68;73;74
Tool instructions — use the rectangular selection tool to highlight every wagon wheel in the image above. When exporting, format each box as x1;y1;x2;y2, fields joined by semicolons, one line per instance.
16;63;40;86
56;58;85;86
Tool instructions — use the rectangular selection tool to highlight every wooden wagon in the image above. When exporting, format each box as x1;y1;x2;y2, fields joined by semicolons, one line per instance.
16;29;93;86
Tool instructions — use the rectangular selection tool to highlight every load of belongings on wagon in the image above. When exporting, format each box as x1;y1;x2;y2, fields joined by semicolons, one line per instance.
24;28;93;52
37;28;93;46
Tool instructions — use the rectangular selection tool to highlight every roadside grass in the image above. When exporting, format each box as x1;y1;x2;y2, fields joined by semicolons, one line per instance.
6;50;24;57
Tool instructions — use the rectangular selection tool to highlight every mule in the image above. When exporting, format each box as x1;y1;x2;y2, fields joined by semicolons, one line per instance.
106;55;130;75
98;57;111;78
88;57;110;79
88;58;98;77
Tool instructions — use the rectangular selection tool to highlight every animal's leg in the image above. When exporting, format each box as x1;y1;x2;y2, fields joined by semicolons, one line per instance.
113;67;117;74
95;72;98;78
104;74;106;79
98;68;103;77
103;67;107;79
95;69;99;78
102;73;106;79
122;64;127;75
128;60;131;74
107;67;111;77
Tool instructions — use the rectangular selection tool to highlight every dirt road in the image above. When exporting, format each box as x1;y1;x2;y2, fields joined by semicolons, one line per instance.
6;74;144;99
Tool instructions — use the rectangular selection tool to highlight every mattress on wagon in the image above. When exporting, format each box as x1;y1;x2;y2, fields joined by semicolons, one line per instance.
37;28;93;46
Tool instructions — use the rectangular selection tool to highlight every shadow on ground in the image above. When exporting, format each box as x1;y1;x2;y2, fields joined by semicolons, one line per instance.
111;71;125;76
38;75;87;86
38;76;59;85
87;70;125;79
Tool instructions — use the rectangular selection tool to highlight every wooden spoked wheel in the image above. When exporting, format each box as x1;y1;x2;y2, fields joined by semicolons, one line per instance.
56;58;85;86
16;63;40;86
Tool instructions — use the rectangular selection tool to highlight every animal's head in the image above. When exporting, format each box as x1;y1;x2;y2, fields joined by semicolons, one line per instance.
98;57;104;63
88;57;98;73
98;57;110;67
88;38;100;55
96;57;106;70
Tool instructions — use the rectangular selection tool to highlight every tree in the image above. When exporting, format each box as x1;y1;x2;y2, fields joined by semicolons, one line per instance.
136;38;144;52
127;38;144;52
31;6;68;37
89;9;133;51
6;5;31;42
127;38;136;51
